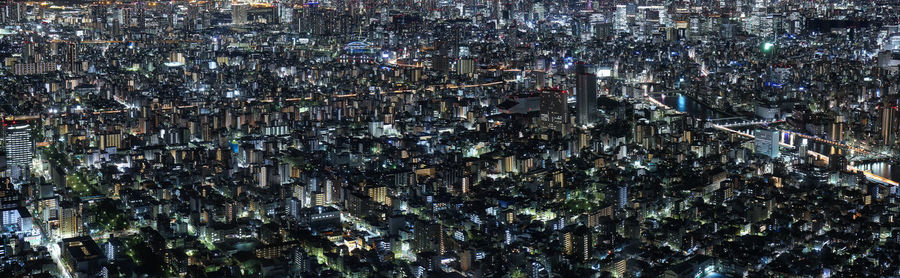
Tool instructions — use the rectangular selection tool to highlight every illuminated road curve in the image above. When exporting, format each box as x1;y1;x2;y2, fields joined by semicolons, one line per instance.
47;241;72;278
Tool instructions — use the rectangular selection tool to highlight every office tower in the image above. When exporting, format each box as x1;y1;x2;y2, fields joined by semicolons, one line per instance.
277;2;294;27
90;5;104;30
184;5;198;31
881;103;899;147
614;5;628;33
2;3;26;24
5;123;34;182
533;71;547;90
63;43;79;72
137;2;146;29
433;39;453;74
432;55;450;74
232;4;249;25
575;63;597;126
830;116;845;142
755;129;780;158
22;42;35;62
540;88;568;135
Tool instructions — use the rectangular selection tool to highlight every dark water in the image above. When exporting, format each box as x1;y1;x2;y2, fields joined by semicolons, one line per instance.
782;135;898;180
856;162;900;181
652;93;899;180
807;141;844;156
777;132;898;181
651;93;723;119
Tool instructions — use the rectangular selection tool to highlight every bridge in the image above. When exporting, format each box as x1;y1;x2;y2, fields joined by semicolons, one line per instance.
715;119;784;128
706;117;888;160
808;151;899;186
647;94;898;186
706;116;746;122
781;131;874;156
711;124;898;186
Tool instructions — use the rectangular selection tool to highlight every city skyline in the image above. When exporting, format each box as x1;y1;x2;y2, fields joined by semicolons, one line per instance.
0;0;899;277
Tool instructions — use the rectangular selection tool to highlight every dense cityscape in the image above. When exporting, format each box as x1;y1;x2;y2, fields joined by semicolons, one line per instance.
0;0;898;277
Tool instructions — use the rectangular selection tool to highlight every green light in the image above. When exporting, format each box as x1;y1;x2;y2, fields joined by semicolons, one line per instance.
763;42;774;52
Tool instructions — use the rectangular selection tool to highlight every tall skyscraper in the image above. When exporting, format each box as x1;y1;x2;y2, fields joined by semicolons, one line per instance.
62;43;79;72
5;123;34;182
277;2;294;28
533;71;547;90
184;5;198;31
755;129;780;158
881;103;899;147
830;116;846;142
614;5;629;33
232;4;249;25
540;88;568;135
575;63;597;126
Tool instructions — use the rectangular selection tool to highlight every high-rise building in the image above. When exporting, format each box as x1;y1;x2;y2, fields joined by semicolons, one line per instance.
413;220;441;253
614;5;629;33
277;2;294;28
5;123;34;182
433;55;451;74
59;201;81;238
562;226;591;261
533;71;547;89
755;129;780;158
540;88;568;135
137;2;146;29
184;5;198;31
1;3;26;24
62;43;79;72
460;250;472;271
232;4;249;25
457;58;475;76
575;63;597;126
881;103;899;147
829;116;845;142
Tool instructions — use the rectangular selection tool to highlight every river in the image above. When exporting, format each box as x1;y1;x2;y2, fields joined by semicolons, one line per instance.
856;162;900;181
652;93;899;180
651;93;724;119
